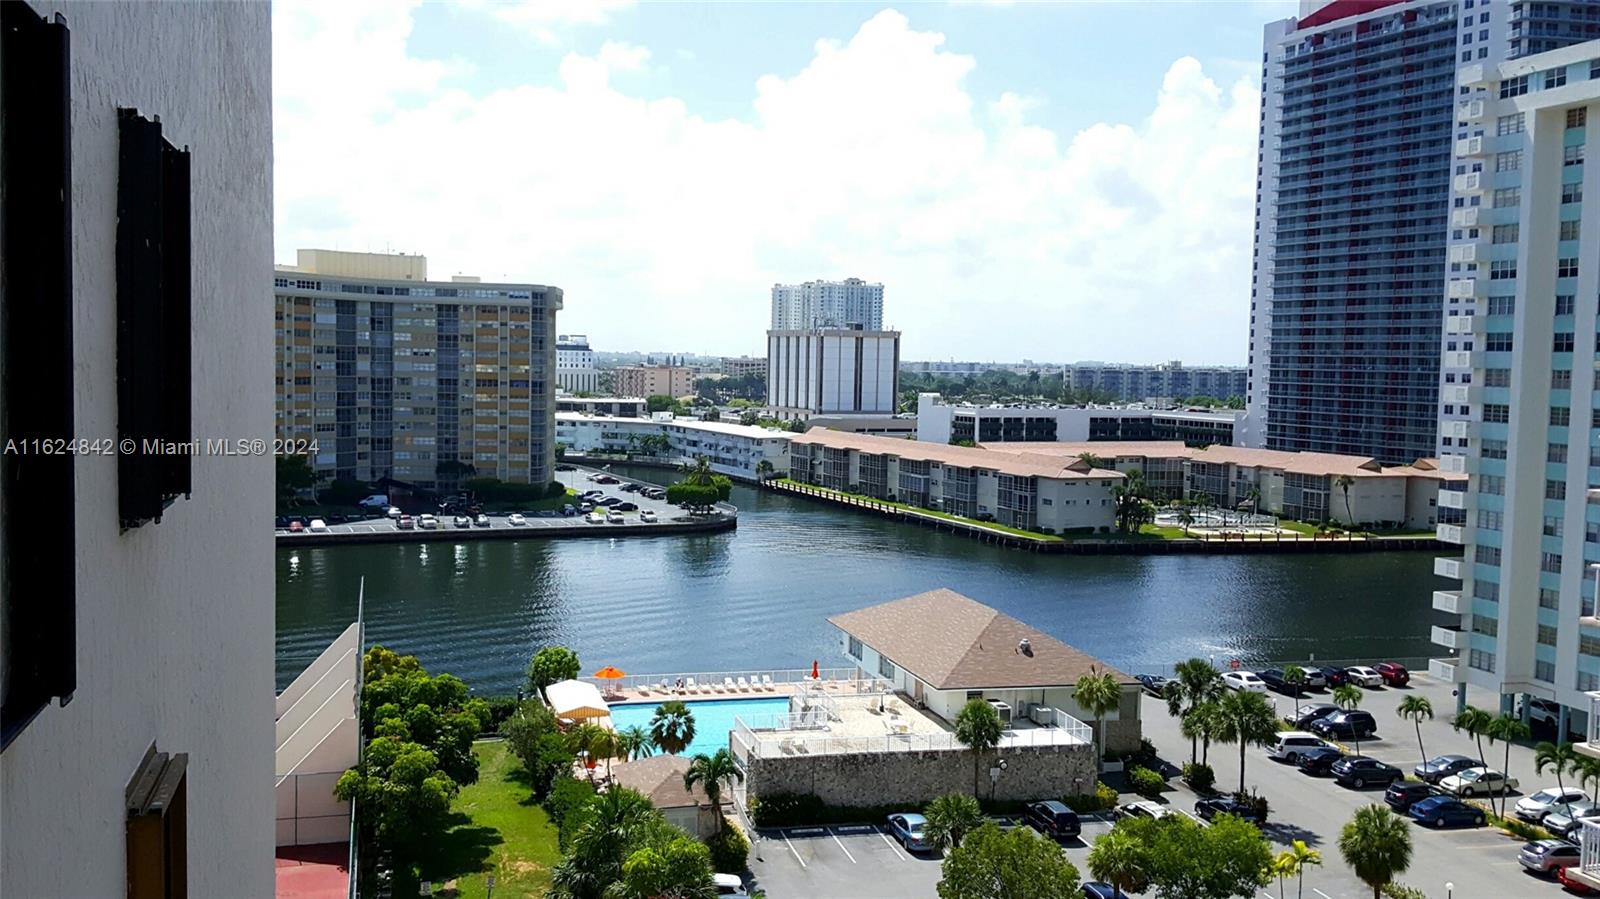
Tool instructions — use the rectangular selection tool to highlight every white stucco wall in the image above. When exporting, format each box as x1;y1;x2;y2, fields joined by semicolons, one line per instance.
1;2;274;895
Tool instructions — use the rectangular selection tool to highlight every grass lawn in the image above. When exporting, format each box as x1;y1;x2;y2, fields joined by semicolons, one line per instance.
413;740;560;898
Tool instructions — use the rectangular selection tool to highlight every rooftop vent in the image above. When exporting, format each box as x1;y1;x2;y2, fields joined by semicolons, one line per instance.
1017;638;1033;656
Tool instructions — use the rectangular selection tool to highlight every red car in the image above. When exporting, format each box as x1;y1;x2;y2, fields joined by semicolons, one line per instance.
1558;863;1592;894
1375;662;1410;687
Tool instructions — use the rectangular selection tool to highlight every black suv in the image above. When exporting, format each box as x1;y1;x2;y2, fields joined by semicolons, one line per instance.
1385;781;1442;812
1194;797;1265;824
1310;710;1377;740
1332;757;1403;789
1297;747;1346;776
1023;801;1081;840
1317;666;1349;688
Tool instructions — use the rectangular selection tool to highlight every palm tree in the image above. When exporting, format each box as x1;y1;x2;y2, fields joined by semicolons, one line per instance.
922;793;983;855
1215;689;1280;794
1075;667;1122;763
954;699;1004;797
1176;501;1195;536
617;725;655;761
1576;754;1600;804
551;785;658;898
567;722;618;783
1395;696;1433;768
683;748;744;834
1165;658;1224;764
755;459;775;480
1087;829;1149;898
679;456;716;487
1181;700;1222;767
1453;705;1494;777
1334;474;1355;526
1338;805;1412;899
1284;665;1308;718
649;700;697;755
1486;714;1531;816
1332;684;1365;756
1274;839;1322;899
1536;741;1581;819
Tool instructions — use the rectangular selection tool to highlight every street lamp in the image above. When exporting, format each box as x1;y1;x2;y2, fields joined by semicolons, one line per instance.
1445;882;1453;899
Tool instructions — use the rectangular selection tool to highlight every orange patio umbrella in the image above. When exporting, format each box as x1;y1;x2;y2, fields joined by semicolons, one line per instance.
593;665;627;692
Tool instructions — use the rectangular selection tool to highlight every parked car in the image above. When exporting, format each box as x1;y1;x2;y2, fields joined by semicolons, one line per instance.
1081;884;1120;899
1332;757;1404;789
561;505;577;516
1523;697;1562;729
1117;801;1173;820
1344;666;1384;687
712;872;748;897
1267;732;1330;764
1309;710;1377;740
1414;754;1480;784
1293;704;1340;730
1408;795;1487;828
474;513;490;527
586;511;606;524
598;497;622;507
555;464;576;472
1559;864;1595;894
1543;802;1600;840
1256;668;1293;694
1135;674;1170;698
1317;666;1350;688
1221;671;1268;693
1519;839;1582;874
1024;800;1081;840
386;506;403;519
308;518;328;532
357;494;389;508
1385;781;1442;812
453;515;472;529
616;502;639;512
1194;797;1266;824
1439;767;1518;798
1516;787;1589;823
606;511;626;524
1296;747;1346;776
536;509;559;518
1374;662;1410;687
287;520;305;533
620;483;641;493
886;813;931;852
640;510;658;523
397;515;414;530
507;513;527;526
1300;668;1328;689
418;514;439;530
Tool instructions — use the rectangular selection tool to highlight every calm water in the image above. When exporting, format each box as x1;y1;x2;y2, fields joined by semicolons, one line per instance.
276;465;1449;694
609;697;792;758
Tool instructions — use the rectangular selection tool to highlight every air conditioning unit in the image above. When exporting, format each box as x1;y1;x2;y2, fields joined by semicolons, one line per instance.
1030;705;1058;726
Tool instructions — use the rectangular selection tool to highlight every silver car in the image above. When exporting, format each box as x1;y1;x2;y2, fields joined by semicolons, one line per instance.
1518;839;1581;873
1542;801;1600;839
1516;787;1588;822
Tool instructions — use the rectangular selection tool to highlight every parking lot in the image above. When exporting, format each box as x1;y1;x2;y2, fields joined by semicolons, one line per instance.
748;823;944;898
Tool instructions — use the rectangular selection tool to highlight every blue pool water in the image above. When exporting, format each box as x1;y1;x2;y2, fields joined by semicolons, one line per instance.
609;696;792;758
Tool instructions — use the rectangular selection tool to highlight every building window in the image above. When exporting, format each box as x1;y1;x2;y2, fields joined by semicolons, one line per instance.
1488;297;1516;316
1468;649;1497;673
1564;182;1585;204
1481;438;1508;459
1554;335;1575;354
1583;635;1600;658
1485;333;1514;352
1475;580;1500;602
1557;294;1577;315
1472;614;1499;637
1559;258;1580;278
1549;444;1569;463
1492;188;1521;210
1545;514;1566;537
1497;112;1526;135
1492;223;1520;244
1544;67;1568;89
1540;588;1560;609
1548;480;1568;501
1565;144;1586;167
1483;404;1510;423
1475;545;1502;566
1477;509;1503;530
847;636;863;660
878;655;897;679
126;746;189;899
1570;108;1589;129
1536;660;1556;683
1553;370;1573;389
1495;149;1523;172
1480;474;1505;495
1501;75;1530;97
1539;625;1559;646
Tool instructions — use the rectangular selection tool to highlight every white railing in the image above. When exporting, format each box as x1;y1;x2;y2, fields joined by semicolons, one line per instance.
581;667;878;694
1579;819;1600;887
733;715;1092;758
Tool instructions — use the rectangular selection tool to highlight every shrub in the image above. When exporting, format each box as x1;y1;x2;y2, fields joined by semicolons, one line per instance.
479;696;520;732
1182;762;1216;793
1380;885;1428;899
706;823;750;873
544;777;597;849
1128;766;1165;799
1492;810;1555;842
1063;781;1119;813
1230;789;1269;820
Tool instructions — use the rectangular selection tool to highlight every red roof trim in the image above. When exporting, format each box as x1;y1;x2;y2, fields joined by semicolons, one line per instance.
1297;0;1406;30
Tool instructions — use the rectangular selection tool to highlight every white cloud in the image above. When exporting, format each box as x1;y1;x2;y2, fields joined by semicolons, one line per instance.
458;0;636;45
273;7;1258;362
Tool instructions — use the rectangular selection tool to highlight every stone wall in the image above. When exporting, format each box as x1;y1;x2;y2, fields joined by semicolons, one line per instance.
745;743;1097;806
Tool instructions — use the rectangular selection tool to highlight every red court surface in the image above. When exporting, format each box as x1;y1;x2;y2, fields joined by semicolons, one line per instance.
275;843;349;899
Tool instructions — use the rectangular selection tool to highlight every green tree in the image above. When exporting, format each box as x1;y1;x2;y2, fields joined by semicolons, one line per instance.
1452;705;1494;782
1273;839;1321;899
526;645;582;698
501;701;574;799
646;395;676;413
937;822;1081;899
1165;658;1225;765
1087;829;1150;898
1283;665;1308;718
1075;667;1123;762
923;793;984;854
334;737;458;876
359;646;488;787
679;456;716;486
1111;469;1153;533
614;836;717;899
667;481;722;515
1394;696;1433;769
1333;474;1356;525
1332;684;1365;756
1214;689;1279;794
683;748;744;834
649;700;697;755
568;722;621;783
617;725;656;761
1338;805;1412;899
275;453;322;507
1536;741;1580;817
1486;713;1531;816
1113;813;1271;899
1181;701;1222;767
954;699;1005;797
551;786;675;899
755;459;775;479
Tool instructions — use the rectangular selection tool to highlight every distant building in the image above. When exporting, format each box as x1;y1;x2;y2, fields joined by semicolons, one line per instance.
915;394;1239;447
613;364;695;399
556;395;647;418
557;334;598;394
1062;361;1247;404
556;412;791;481
771;278;884;330
275;249;562;489
806;414;917;437
767;328;900;420
720;355;767;379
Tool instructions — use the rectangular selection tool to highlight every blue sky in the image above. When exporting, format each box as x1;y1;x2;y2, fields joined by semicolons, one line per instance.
274;1;1300;363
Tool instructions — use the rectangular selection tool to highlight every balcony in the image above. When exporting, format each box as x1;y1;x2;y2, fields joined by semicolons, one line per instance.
1451;207;1480;228
1448;243;1479;265
1573;819;1600;891
1435;523;1466;545
1439;454;1467;475
1434;556;1464;580
1429;657;1463;683
1447;278;1481;299
1579;694;1600;763
1432;589;1465;613
1440;384;1469;405
1458;65;1488;90
1454;135;1485;158
1439;490;1467;510
1431;625;1466;651
1457;98;1486;122
1442;350;1473;370
1439;419;1469;440
1444;315;1473;336
1453;172;1483;194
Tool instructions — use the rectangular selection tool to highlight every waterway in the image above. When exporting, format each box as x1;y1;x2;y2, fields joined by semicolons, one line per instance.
276;464;1450;693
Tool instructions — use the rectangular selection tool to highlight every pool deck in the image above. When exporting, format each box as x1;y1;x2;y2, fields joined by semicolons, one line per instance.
600;676;877;706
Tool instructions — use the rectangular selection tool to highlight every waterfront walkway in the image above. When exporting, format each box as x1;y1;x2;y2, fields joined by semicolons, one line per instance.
583;666;878;705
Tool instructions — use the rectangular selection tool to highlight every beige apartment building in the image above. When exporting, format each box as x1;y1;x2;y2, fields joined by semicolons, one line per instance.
274;249;563;489
613;364;695;399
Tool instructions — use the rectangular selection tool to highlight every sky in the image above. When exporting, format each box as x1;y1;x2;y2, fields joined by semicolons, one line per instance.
273;0;1300;364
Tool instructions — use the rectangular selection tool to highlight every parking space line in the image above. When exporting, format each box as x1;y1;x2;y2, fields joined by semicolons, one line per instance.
780;831;807;868
877;828;908;861
828;828;857;863
1312;889;1333;899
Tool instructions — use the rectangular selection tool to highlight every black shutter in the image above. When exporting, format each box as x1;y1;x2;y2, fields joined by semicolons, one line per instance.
1;3;76;749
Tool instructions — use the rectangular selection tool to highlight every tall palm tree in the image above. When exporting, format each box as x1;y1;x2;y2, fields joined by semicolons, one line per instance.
649;700;697;755
1395;696;1433;768
567;722;616;783
922;793;983;855
551;785;658;899
954;699;1004;798
1075;667;1122;763
1536;741;1581;818
1334;474;1355;526
1087;829;1149;898
1486;714;1531;816
1274;839;1322;899
1284;665;1308;718
679;456;716;487
617;725;655;761
683;748;744;834
1215;689;1280;794
1181;700;1222;767
1165;658;1224;764
1453;705;1494;776
1332;684;1365;756
1575;754;1600;804
1177;501;1195;536
1338;805;1412;899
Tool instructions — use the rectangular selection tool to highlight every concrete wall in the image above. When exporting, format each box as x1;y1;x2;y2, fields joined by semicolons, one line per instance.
745;742;1098;806
0;2;275;895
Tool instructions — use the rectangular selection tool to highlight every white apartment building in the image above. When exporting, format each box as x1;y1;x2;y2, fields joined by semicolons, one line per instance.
555;412;792;481
557;395;648;418
1429;43;1600;738
770;278;884;330
1;2;274;895
915;393;1240;447
557;333;599;394
720;355;767;379
767;327;900;420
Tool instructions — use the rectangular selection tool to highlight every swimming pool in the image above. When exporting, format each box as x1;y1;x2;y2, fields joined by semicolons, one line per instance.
609;696;792;758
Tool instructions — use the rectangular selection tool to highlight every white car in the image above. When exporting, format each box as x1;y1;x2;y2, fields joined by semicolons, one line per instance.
639;510;658;523
418;514;439;530
307;518;328;533
1516;787;1588;822
474;514;490;527
586;511;606;524
453;515;472;529
1344;666;1384;687
712;873;747;897
1440;767;1518;797
606;511;626;524
507;513;527;526
386;506;402;519
1222;671;1268;693
1118;800;1173;820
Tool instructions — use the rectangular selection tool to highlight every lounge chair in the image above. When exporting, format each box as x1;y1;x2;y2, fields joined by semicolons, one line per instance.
723;676;737;692
736;676;750;692
658;679;670;695
761;674;775;691
684;677;697;694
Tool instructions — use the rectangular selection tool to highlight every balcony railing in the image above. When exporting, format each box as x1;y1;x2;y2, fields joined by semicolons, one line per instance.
1434;556;1464;580
1431;589;1464;614
1430;625;1466;651
732;712;1092;759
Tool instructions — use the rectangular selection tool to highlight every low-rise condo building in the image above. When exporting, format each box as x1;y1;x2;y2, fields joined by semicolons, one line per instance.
613;364;695;399
916;393;1239;446
556;395;648;418
555;412;791;481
